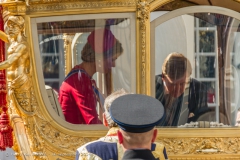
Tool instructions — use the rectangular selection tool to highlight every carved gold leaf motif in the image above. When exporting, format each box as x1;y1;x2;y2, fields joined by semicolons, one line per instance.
26;0;136;12
137;0;150;93
34;114;97;151
157;137;240;155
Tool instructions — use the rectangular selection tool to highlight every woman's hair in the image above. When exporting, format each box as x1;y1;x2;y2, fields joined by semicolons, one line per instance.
162;52;192;80
81;39;123;62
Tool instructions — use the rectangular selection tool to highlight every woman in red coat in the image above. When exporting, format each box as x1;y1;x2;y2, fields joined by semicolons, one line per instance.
59;28;123;124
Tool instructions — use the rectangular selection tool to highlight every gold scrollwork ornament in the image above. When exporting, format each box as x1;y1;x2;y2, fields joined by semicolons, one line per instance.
158;137;240;155
137;0;150;30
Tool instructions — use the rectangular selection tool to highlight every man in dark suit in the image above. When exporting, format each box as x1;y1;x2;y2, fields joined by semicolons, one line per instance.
156;52;209;126
110;94;167;160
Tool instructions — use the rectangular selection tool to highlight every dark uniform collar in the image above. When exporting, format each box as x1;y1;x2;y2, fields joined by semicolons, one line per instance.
122;149;159;160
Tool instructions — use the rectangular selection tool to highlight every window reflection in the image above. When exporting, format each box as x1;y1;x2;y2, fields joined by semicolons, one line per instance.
199;31;215;52
39;34;63;91
202;82;216;103
199;18;215;27
35;15;135;125
198;56;215;78
151;12;240;126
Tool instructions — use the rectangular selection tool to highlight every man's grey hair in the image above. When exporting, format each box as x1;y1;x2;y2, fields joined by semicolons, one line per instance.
104;89;129;128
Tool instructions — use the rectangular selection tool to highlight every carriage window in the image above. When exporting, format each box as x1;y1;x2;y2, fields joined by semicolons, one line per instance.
151;12;240;127
31;13;136;125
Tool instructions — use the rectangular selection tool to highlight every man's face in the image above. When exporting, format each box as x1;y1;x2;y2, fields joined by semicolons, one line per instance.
162;74;188;98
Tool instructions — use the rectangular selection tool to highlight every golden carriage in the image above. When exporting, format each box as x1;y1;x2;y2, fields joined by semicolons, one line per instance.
0;0;240;159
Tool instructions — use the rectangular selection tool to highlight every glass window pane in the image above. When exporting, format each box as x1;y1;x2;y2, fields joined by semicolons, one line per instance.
194;31;196;53
199;31;215;52
45;82;60;93
42;55;60;79
199;19;215;27
197;108;216;122
199;56;215;78
151;11;240;127
34;13;136;125
202;82;216;103
39;34;60;53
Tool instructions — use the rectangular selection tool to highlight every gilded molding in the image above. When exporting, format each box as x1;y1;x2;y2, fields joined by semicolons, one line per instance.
137;0;150;93
148;0;156;4
157;137;240;155
2;3;26;15
12;115;35;159
63;34;74;76
34;113;97;152
35;0;136;4
26;0;136;12
23;115;45;159
153;0;195;11
149;0;173;12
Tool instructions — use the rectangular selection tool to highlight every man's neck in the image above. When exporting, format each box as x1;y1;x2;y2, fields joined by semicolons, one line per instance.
122;142;152;152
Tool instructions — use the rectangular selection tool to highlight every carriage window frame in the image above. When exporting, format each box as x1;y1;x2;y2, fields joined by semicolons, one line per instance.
150;6;240;127
30;12;136;130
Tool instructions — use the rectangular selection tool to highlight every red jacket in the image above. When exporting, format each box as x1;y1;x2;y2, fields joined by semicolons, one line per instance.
59;67;102;124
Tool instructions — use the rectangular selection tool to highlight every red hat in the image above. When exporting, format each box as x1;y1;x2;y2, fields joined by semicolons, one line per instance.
87;28;116;54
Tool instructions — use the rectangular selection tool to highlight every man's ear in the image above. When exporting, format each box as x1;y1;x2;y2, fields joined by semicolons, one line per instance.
151;129;158;143
117;130;123;144
103;113;108;127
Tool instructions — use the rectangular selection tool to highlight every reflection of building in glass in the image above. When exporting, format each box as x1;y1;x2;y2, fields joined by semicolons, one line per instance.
194;15;240;125
39;33;65;92
194;17;219;122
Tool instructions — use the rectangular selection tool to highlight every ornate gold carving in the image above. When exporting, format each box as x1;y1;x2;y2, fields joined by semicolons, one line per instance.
63;34;74;76
24;116;44;153
30;112;101;159
148;0;156;4
0;15;41;159
0;15;37;116
153;0;195;11
157;137;240;155
36;0;136;4
1;1;136;15
1;3;26;16
26;0;136;12
34;114;97;152
137;0;149;93
11;115;36;159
